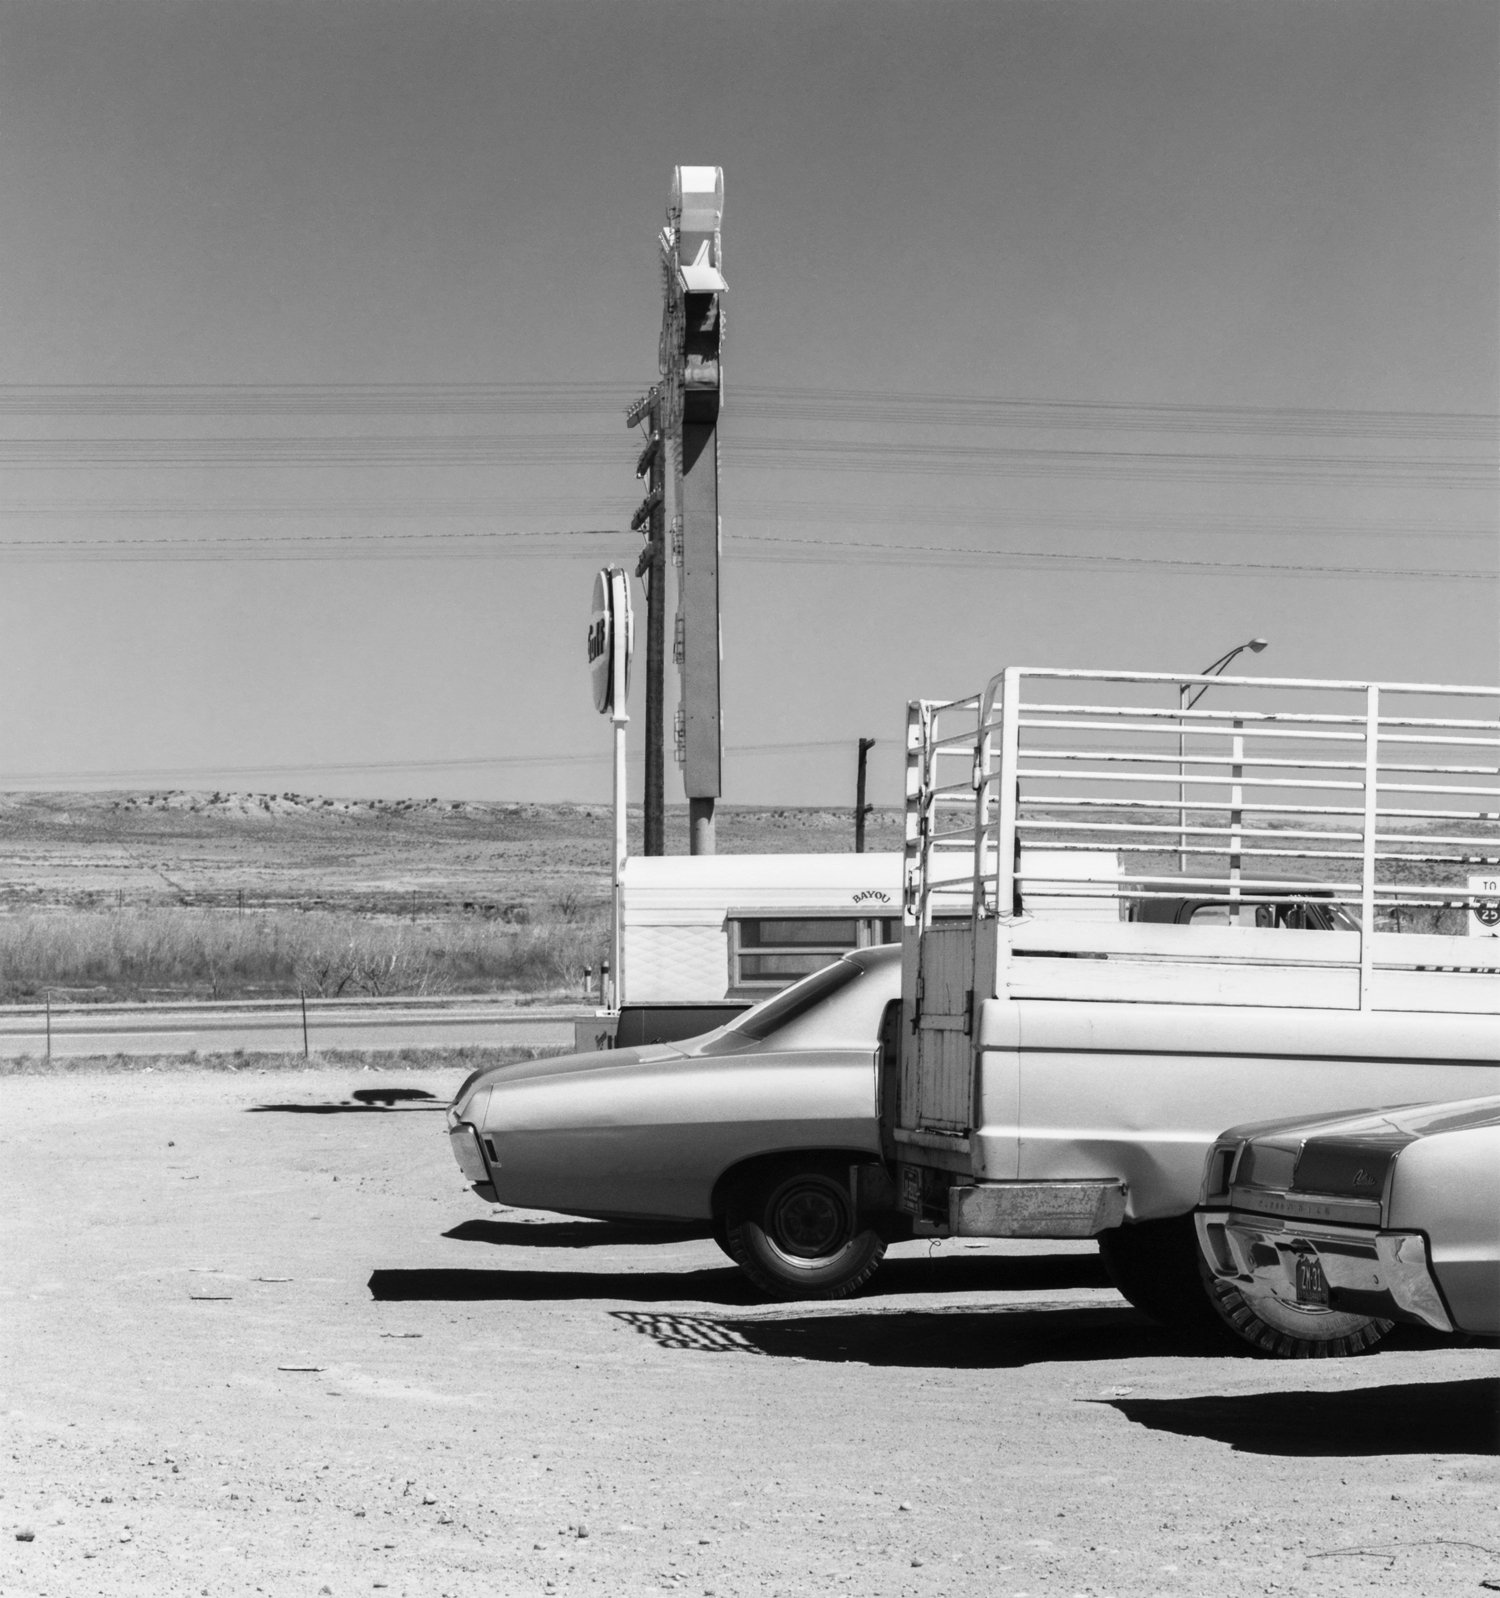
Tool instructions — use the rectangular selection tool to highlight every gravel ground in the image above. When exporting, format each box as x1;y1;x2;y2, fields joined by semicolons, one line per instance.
2;1067;1496;1598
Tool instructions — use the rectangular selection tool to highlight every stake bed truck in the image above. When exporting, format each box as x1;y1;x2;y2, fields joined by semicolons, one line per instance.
882;667;1499;1352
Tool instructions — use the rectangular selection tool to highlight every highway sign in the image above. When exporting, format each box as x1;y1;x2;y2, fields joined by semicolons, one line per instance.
1470;874;1500;936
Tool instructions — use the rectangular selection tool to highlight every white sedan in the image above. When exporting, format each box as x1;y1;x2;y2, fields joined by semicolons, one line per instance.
447;945;903;1300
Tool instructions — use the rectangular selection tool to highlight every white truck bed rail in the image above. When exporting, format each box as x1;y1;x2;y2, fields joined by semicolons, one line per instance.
903;668;1500;1013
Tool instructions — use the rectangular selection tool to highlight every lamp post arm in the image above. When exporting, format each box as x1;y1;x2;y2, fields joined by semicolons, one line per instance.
1183;645;1250;710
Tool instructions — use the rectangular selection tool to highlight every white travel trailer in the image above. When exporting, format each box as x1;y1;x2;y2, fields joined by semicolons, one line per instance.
573;852;900;1051
619;852;903;1006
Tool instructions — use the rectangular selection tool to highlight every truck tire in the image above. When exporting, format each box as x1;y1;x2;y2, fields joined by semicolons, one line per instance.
724;1159;887;1301
1202;1274;1395;1359
1097;1216;1226;1334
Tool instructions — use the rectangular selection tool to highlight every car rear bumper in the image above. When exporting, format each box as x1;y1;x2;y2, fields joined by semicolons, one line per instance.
1196;1209;1454;1333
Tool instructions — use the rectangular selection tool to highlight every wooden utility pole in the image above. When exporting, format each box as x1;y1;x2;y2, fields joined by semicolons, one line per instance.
855;737;876;852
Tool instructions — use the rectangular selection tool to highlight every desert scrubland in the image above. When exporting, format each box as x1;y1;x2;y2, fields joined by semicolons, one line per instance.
0;792;905;1004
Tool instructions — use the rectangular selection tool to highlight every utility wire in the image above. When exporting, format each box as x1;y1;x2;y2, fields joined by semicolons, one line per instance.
731;532;1496;581
0;380;1491;441
1;739;861;786
0;434;1487;487
0;524;1485;580
0;497;1490;541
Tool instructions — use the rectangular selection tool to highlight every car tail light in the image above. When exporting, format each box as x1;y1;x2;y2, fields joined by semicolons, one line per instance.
449;1123;490;1185
1293;1136;1406;1201
1202;1143;1238;1204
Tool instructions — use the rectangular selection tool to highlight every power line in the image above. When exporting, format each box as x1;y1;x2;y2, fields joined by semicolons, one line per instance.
0;525;622;552
0;738;861;786
0;380;1491;442
0;433;1488;487
0;522;1485;580
731;532;1497;582
0;495;1490;543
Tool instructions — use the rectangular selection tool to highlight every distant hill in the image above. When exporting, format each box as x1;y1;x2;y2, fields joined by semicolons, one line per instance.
0;792;906;915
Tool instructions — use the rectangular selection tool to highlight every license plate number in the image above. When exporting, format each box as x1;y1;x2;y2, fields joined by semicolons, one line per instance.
1294;1253;1329;1306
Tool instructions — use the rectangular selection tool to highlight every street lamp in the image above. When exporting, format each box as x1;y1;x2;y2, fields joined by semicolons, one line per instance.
1178;638;1268;872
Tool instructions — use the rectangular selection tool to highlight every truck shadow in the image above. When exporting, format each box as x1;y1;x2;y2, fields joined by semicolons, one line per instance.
367;1261;1206;1366
1100;1377;1500;1457
612;1302;1213;1367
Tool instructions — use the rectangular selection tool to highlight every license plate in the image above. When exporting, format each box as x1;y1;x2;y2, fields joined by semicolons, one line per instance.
1294;1252;1329;1306
897;1164;922;1216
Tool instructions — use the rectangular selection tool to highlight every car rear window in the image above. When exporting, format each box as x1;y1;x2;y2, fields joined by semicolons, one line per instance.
725;957;864;1041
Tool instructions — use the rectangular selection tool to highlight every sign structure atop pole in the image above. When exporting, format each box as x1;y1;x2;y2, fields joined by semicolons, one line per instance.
659;166;725;854
588;567;634;720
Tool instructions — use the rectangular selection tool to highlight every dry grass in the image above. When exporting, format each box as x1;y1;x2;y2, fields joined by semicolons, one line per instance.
0;904;610;1004
0;1044;572;1077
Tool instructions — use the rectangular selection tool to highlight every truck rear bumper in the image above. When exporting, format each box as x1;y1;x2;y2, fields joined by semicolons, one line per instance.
944;1179;1128;1238
1195;1210;1453;1333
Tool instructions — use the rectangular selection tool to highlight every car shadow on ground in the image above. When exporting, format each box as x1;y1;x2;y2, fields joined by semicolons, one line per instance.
1100;1377;1500;1457
371;1253;1113;1308
249;1088;444;1114
442;1218;715;1248
368;1264;766;1306
439;1220;1112;1293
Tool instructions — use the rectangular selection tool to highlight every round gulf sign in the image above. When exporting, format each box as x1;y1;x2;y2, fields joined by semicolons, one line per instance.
1471;874;1500;936
587;567;633;716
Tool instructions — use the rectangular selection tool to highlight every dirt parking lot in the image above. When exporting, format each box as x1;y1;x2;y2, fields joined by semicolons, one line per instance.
3;1067;1496;1598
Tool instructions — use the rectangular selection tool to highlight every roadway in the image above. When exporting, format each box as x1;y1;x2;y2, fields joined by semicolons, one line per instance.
0;995;593;1059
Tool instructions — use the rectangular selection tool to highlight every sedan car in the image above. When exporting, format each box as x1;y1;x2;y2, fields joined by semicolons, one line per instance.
447;944;903;1299
1196;1095;1500;1356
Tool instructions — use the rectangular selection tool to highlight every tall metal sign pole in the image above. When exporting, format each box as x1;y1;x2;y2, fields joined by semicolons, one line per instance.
588;567;633;1008
662;167;726;855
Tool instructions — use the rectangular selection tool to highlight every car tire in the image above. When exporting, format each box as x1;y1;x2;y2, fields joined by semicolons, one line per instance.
1202;1272;1395;1358
1101;1215;1396;1357
724;1159;887;1302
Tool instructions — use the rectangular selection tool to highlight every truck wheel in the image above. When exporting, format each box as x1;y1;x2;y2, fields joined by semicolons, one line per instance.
1203;1274;1394;1359
724;1160;887;1301
1099;1216;1223;1333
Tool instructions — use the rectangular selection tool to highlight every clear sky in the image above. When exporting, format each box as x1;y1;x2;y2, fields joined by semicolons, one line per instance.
0;0;1495;812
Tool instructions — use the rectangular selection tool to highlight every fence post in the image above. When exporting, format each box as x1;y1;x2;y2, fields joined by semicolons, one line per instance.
300;986;310;1059
1359;685;1380;1011
45;991;51;1064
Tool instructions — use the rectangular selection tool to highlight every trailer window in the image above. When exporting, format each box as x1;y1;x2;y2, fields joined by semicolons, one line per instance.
727;914;900;992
